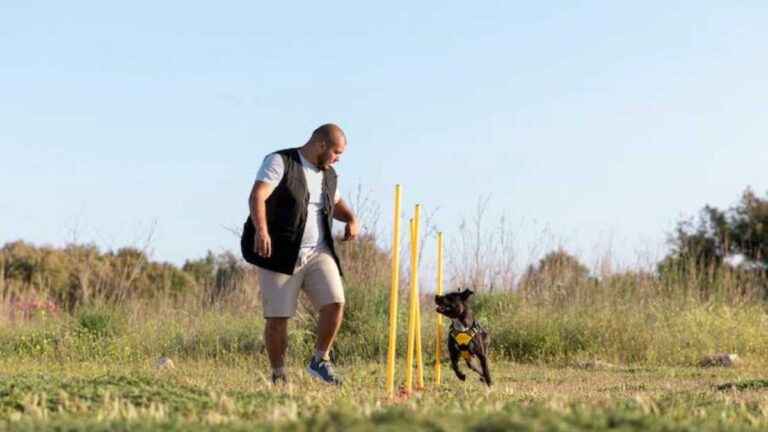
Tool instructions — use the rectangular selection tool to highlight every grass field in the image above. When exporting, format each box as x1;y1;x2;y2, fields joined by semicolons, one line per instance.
2;287;768;430
3;355;768;431
4;238;768;430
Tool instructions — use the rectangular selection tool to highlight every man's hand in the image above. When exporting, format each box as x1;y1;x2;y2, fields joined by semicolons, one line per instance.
249;180;275;258
333;198;359;242
343;218;360;241
256;230;272;257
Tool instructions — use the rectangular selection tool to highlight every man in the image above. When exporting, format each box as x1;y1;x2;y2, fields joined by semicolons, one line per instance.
242;123;359;386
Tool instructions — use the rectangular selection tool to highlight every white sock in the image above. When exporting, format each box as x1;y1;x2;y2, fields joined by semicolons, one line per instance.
314;350;329;361
272;366;285;377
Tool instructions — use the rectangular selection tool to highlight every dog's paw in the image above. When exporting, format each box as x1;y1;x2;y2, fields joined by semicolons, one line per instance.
456;372;466;381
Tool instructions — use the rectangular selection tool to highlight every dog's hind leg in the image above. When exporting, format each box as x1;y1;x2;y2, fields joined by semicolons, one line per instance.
465;357;484;378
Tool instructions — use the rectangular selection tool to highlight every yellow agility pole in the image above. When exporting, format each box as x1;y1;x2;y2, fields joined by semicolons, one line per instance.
385;185;402;398
434;232;444;385
404;204;423;393
404;218;416;393
414;217;424;390
410;205;424;391
415;284;424;390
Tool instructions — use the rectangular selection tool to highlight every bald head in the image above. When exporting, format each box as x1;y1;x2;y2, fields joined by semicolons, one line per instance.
310;123;346;147
302;123;347;170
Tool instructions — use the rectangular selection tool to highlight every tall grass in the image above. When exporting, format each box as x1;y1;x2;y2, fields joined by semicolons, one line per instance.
2;217;768;368
2;262;768;368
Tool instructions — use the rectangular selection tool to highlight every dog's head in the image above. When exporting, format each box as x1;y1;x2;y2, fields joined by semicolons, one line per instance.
435;289;474;319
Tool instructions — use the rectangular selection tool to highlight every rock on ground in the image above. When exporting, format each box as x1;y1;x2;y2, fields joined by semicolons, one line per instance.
699;353;741;368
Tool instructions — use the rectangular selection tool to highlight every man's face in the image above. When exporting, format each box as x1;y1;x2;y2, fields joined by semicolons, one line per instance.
317;139;346;170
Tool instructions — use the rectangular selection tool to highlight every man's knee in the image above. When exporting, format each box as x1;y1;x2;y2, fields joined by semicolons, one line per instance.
320;302;344;314
265;317;288;335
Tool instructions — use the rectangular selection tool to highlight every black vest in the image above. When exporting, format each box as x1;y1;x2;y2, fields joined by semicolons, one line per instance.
241;148;343;276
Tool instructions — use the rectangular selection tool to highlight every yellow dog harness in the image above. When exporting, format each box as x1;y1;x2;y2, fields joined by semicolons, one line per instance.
449;322;481;360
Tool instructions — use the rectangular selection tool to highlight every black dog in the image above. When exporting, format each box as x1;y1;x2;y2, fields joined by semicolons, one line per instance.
435;289;491;386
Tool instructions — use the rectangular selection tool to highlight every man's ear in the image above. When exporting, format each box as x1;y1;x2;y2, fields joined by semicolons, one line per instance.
459;289;474;301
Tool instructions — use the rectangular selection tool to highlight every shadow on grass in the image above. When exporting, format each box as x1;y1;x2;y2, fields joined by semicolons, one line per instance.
717;379;768;392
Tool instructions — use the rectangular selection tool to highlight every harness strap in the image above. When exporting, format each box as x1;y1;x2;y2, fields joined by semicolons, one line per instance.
450;321;481;349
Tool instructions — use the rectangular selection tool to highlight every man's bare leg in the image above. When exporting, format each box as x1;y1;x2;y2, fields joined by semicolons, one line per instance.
265;317;288;380
315;302;344;359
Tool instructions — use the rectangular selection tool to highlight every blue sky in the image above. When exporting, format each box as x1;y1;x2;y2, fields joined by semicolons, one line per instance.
2;2;767;277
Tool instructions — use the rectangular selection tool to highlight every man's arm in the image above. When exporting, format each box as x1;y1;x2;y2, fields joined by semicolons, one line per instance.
249;181;276;257
333;198;359;241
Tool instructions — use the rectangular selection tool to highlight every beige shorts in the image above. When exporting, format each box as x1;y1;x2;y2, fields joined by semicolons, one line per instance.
257;247;345;318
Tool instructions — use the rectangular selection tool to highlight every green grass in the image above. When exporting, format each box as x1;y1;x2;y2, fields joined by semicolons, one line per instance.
2;356;768;431
3;275;768;430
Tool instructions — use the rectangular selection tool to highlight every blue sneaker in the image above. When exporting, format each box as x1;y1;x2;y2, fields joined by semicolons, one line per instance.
307;356;342;385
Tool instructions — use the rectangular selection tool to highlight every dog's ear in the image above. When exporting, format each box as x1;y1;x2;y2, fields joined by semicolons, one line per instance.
459;289;474;301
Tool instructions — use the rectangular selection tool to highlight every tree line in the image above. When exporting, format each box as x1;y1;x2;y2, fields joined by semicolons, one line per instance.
2;188;766;309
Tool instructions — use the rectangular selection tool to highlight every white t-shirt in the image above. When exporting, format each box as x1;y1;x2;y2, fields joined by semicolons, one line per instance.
255;152;341;251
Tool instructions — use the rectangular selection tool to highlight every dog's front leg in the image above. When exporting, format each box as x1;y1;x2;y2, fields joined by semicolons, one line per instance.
478;353;492;386
448;343;466;381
